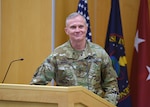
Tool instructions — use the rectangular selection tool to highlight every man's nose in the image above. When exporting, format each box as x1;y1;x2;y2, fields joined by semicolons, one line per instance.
75;27;80;32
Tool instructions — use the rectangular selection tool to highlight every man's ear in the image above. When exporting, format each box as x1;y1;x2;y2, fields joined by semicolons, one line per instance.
64;27;68;35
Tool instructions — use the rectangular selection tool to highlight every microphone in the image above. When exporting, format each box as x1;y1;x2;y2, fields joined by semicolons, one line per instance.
2;58;24;83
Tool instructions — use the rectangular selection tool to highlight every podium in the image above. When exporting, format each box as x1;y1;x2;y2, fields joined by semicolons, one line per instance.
0;84;116;107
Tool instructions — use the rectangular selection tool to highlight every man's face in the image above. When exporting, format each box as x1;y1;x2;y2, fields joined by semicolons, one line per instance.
65;15;87;42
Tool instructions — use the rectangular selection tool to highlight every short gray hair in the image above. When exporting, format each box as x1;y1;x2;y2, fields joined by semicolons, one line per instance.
65;12;88;26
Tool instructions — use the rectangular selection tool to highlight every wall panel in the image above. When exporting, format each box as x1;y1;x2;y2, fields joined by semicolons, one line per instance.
0;0;52;84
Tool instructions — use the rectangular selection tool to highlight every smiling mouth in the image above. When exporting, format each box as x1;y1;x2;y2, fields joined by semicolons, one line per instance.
75;34;81;37
74;33;82;37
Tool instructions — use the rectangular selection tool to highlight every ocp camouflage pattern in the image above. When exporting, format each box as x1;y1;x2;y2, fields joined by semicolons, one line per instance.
30;40;119;105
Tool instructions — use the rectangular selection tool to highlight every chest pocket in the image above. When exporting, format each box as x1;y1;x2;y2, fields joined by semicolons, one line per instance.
56;60;76;86
55;58;102;86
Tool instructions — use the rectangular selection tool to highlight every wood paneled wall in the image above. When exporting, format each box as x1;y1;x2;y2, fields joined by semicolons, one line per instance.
0;0;52;84
0;0;150;84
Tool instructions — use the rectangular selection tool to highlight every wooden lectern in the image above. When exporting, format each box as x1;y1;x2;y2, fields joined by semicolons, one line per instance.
0;84;116;107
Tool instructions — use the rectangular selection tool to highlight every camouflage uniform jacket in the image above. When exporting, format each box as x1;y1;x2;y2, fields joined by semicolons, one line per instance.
30;40;119;105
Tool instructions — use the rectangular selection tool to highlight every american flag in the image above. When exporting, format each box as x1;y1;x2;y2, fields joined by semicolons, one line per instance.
77;0;92;42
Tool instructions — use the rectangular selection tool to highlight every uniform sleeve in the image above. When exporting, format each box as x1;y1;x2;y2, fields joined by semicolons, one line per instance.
30;55;56;85
101;53;120;105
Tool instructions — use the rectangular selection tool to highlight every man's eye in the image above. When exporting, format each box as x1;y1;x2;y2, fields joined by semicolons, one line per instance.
70;26;76;29
79;25;84;28
70;25;84;29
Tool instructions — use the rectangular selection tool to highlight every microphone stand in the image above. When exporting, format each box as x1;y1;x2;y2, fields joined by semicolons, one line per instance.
2;58;24;83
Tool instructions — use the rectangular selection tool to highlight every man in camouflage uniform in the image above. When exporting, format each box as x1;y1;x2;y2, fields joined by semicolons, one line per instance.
30;12;119;105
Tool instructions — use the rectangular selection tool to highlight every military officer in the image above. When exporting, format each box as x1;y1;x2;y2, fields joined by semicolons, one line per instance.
30;12;119;105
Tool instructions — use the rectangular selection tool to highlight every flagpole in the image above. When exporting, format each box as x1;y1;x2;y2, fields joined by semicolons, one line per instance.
94;0;97;42
51;0;55;86
51;0;55;51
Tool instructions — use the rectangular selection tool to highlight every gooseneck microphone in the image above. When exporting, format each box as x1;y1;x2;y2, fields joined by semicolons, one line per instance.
2;58;24;83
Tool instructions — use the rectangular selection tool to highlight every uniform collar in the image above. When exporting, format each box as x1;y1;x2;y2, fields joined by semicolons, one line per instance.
66;40;94;60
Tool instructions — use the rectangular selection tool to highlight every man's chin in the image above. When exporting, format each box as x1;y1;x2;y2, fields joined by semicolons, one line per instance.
74;38;84;41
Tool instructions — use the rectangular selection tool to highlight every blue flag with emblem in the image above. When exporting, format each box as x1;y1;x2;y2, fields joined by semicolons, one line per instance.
77;0;92;42
104;0;132;107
